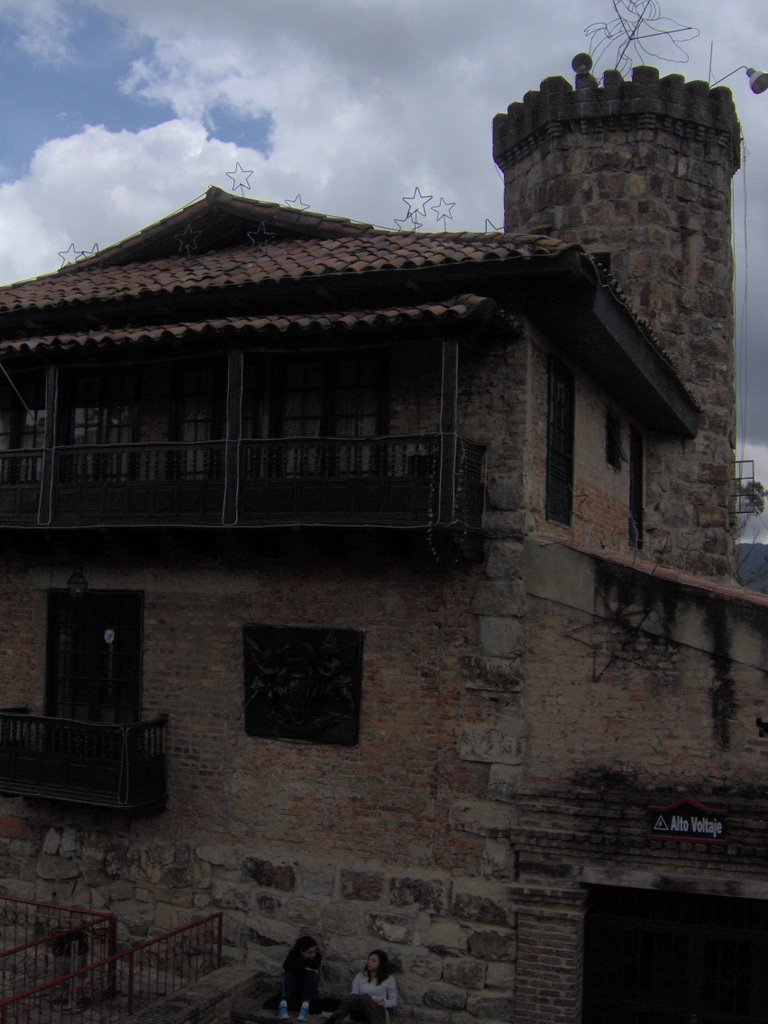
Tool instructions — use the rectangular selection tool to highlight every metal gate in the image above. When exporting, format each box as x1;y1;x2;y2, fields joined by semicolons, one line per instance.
582;885;768;1024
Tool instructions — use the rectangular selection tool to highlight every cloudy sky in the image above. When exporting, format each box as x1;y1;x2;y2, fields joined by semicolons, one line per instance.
0;0;766;530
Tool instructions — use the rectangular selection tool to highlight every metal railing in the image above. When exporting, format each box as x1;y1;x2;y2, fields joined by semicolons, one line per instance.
0;913;223;1022
0;712;167;809
56;442;225;485
0;897;116;988
0;433;486;529
0;918;117;1000
239;433;485;528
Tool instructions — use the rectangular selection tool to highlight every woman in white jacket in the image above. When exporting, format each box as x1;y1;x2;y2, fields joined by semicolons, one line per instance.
327;950;398;1024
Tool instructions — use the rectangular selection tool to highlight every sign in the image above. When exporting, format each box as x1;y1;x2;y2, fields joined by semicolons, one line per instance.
649;795;728;844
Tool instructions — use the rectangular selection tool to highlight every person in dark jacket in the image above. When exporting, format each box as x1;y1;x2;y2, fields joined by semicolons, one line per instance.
282;936;321;1012
264;935;338;1018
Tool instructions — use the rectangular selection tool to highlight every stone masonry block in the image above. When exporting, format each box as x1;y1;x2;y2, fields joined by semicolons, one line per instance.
35;855;80;881
471;580;525;617
487;762;523;802
478;616;524;658
462;656;524;692
466;993;516;1018
459;718;527;765
485;475;524;510
486;961;516;989
485;540;523;579
340;869;383;901
246;917;297;947
400;953;446;981
390;876;449;914
197;844;239;870
366;913;414;944
301;864;336;899
423;984;468;1011
283;897;322;928
481;840;518;882
443;957;487;990
449;801;514;839
421;920;471;955
254;893;282;917
242;858;296;891
453;889;510;927
467;929;517;961
320;901;361;936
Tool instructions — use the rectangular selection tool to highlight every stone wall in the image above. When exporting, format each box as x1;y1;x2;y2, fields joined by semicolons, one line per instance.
493;65;741;577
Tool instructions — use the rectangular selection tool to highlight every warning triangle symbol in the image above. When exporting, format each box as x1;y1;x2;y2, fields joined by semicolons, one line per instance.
654;815;670;831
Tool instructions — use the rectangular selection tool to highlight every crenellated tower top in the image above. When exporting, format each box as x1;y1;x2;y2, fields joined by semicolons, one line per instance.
493;62;744;577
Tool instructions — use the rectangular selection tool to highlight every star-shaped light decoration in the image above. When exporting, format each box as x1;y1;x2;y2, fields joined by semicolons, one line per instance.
76;243;99;262
394;213;423;232
285;194;310;211
226;162;254;195
176;223;202;257
431;197;455;227
247;221;276;258
401;187;433;219
58;243;82;268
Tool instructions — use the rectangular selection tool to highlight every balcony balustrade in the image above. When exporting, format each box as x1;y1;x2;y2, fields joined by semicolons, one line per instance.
0;434;485;530
0;711;167;810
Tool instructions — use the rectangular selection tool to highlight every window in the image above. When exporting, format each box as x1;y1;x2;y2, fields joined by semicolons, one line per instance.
61;371;139;446
270;354;384;438
58;370;140;483
171;359;225;480
0;372;46;451
605;415;625;470
47;591;143;724
546;360;574;525
172;359;225;444
628;426;644;548
0;372;45;484
265;354;386;476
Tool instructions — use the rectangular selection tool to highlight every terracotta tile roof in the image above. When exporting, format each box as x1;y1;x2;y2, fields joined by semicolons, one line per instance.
0;294;499;356
562;541;768;609
0;232;577;315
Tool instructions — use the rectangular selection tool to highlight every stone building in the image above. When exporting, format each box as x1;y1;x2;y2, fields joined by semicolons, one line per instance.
0;61;764;1024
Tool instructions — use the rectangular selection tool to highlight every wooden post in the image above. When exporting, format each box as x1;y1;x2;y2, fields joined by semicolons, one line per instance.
223;350;244;525
37;365;58;526
437;338;458;525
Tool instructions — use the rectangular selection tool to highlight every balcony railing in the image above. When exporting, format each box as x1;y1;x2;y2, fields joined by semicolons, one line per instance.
0;434;486;530
0;712;167;810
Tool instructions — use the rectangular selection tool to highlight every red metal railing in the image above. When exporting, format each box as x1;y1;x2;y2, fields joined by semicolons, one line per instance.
0;912;223;1022
0;917;116;1000
0;895;116;981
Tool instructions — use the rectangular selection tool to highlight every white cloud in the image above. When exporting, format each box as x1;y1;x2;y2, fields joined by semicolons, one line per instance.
0;0;75;61
0;120;265;283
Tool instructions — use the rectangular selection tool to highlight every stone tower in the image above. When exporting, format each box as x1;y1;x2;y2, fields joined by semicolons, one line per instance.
493;62;742;577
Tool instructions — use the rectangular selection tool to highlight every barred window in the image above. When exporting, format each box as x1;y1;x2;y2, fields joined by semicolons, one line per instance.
628;426;644;549
47;591;143;724
546;360;575;525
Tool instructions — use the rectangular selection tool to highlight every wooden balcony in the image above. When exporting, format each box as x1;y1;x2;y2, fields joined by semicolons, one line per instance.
0;434;485;530
0;711;167;810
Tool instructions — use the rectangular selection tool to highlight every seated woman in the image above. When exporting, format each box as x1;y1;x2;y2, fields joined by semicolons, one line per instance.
264;935;327;1019
328;950;398;1024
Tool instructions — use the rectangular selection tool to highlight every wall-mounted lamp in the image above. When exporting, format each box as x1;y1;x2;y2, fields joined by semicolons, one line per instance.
67;569;88;599
747;67;768;94
711;65;768;95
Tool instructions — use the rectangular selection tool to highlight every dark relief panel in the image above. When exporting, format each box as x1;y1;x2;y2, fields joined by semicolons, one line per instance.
243;625;363;745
